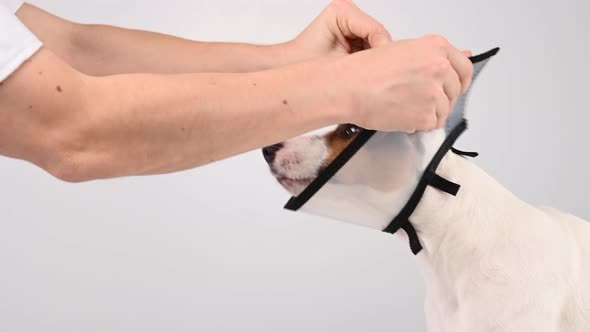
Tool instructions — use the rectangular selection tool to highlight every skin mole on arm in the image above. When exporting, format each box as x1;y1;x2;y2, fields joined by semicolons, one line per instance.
56;85;63;93
282;99;288;105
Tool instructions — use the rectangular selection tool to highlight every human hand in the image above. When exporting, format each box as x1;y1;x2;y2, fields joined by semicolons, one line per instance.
284;0;392;63
322;35;474;133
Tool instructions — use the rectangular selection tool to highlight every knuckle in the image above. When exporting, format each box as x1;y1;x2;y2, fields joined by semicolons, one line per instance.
464;64;475;82
440;104;451;117
426;83;442;101
374;23;387;33
450;84;461;99
424;34;449;47
417;112;434;129
330;0;351;10
466;61;474;76
427;58;451;75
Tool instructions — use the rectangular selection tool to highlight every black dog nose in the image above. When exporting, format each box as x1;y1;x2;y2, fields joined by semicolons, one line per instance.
262;143;283;164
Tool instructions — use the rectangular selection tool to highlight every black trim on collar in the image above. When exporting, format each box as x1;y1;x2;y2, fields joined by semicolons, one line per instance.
470;47;500;63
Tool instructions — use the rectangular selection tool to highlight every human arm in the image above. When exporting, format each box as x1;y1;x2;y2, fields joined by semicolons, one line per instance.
0;47;345;182
0;35;472;182
2;0;474;182
15;3;295;75
15;0;392;76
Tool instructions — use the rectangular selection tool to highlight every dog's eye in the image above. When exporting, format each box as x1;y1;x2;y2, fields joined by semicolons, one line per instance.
341;125;361;138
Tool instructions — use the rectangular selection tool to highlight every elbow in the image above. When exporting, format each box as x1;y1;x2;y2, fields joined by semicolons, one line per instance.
45;155;96;183
47;167;87;184
41;108;114;184
45;147;121;184
44;146;101;184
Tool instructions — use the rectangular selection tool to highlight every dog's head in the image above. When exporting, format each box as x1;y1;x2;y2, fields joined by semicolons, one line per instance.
262;124;362;196
262;124;442;197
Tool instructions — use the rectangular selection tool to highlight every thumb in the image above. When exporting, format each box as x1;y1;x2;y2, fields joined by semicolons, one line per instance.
369;30;393;48
332;0;393;48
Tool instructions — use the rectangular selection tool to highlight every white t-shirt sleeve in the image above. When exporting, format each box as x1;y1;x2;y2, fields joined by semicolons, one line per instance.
0;0;43;81
3;0;25;12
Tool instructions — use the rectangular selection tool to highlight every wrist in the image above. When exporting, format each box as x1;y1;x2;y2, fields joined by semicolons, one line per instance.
246;57;349;130
269;38;327;68
293;56;355;126
310;56;358;125
267;41;300;67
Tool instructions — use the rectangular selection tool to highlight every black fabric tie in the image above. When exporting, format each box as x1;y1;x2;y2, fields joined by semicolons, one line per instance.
451;147;479;158
382;120;468;255
393;171;462;255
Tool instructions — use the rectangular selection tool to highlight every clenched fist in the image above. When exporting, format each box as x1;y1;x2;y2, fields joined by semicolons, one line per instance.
320;35;474;133
284;0;392;62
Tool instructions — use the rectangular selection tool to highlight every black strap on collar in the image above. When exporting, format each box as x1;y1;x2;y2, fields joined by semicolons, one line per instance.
382;119;469;255
430;174;461;196
451;147;479;158
401;223;423;255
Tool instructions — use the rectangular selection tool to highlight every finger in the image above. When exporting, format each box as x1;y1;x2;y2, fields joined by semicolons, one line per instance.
462;50;473;57
413;110;437;132
442;63;461;112
447;48;474;94
435;88;451;129
333;0;393;48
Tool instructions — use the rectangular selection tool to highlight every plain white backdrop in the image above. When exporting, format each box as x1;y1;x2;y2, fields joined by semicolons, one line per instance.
1;0;589;331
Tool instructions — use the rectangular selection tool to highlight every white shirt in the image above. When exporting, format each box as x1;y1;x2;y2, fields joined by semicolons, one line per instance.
0;0;42;81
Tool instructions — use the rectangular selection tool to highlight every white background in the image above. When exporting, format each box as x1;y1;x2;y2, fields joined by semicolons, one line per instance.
1;0;589;331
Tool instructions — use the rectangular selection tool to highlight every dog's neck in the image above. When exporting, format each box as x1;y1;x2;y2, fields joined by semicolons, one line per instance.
406;148;532;311
410;151;526;253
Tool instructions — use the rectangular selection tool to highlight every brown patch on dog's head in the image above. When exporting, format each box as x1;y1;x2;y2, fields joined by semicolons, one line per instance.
323;124;362;166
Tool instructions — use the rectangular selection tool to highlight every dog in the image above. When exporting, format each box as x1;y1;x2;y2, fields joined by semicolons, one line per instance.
262;124;590;332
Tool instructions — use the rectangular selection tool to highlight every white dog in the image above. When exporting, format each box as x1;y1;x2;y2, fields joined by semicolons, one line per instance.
262;124;590;332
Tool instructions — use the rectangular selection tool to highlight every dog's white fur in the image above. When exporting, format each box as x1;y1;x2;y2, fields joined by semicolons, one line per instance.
271;135;329;195
414;144;590;332
268;130;590;332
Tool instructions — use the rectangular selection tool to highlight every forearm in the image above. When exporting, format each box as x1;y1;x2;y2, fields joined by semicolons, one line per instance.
70;25;294;75
0;49;345;181
17;4;295;76
84;61;342;178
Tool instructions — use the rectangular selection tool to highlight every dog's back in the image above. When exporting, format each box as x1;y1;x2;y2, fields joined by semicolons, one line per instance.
539;207;590;330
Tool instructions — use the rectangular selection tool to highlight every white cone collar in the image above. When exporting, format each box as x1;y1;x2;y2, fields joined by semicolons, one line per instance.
284;48;500;254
